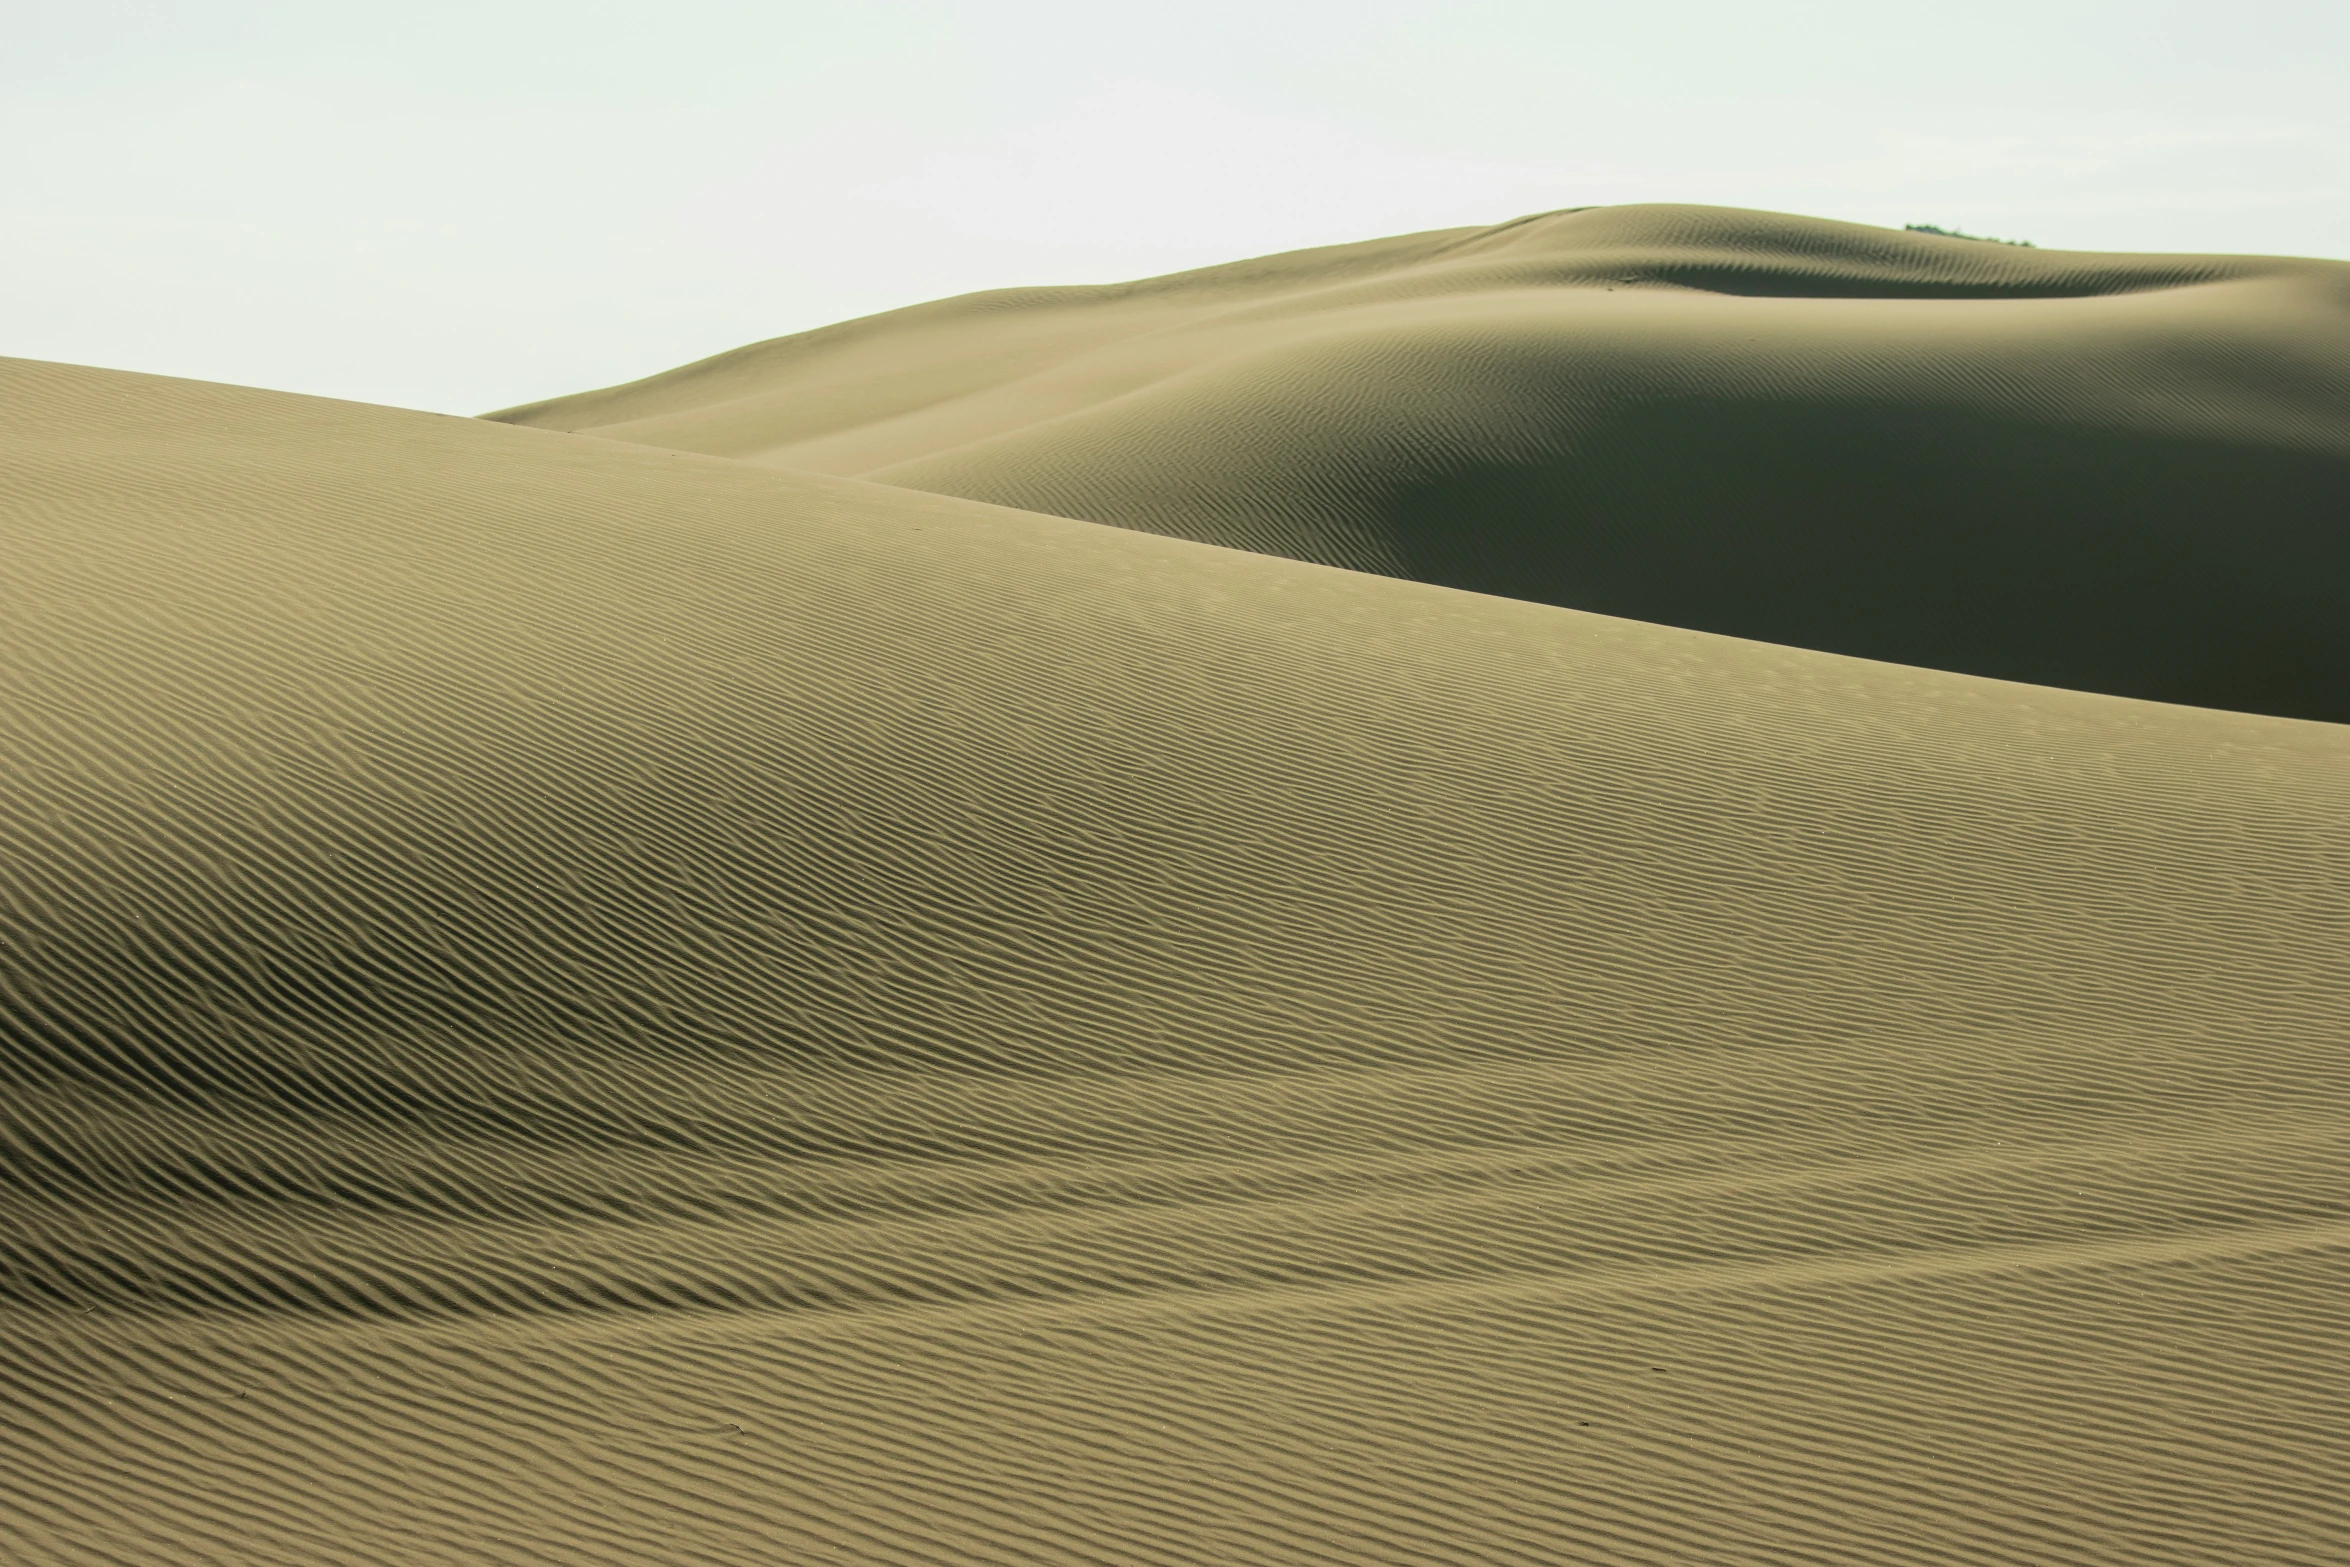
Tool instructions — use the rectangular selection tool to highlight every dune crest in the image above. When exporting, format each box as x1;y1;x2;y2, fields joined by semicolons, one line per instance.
3;353;2347;1563
496;203;2350;722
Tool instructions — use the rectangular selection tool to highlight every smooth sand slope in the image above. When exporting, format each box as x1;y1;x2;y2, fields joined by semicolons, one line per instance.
3;353;2347;1564
495;204;2350;724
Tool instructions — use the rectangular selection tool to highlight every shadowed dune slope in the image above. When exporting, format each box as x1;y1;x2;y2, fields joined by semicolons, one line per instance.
7;355;2350;1565
493;204;2350;723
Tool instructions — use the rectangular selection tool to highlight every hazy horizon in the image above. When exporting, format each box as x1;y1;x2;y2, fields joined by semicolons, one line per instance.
10;0;2346;415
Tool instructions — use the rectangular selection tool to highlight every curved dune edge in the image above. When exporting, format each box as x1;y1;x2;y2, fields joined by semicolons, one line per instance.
492;203;2350;723
6;356;2350;1563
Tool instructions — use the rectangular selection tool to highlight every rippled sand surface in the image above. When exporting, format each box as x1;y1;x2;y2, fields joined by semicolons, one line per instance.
3;218;2348;1566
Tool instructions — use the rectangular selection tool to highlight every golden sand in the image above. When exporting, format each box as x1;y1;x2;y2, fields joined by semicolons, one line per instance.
3;207;2347;1564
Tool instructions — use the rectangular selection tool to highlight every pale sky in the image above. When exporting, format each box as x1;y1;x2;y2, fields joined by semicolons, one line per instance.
8;0;2345;415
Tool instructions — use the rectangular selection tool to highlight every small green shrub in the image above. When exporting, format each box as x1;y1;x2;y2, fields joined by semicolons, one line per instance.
1905;223;2036;248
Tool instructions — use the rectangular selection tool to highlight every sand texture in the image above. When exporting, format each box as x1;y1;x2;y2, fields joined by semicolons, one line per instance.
2;332;2347;1565
495;205;2350;723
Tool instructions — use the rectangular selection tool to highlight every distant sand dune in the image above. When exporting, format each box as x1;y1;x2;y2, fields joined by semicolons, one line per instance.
496;205;2350;722
4;343;2347;1563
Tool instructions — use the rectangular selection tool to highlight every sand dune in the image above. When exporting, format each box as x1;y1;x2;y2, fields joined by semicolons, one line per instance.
3;344;2347;1564
495;205;2350;722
